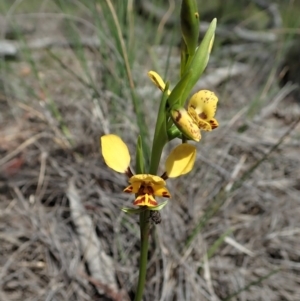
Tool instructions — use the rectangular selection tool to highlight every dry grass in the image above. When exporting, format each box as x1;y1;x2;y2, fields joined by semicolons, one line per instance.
1;3;300;301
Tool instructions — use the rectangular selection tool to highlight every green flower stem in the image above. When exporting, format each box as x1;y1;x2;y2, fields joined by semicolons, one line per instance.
134;210;150;301
134;135;150;301
134;140;163;301
134;141;163;301
134;84;170;300
149;142;165;175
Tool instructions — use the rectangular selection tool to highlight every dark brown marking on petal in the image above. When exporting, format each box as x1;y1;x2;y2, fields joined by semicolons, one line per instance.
199;112;207;119
162;191;171;198
151;77;164;92
137;185;145;195
147;186;154;194
124;186;133;193
175;110;181;122
149;198;158;206
209;120;218;129
134;196;145;205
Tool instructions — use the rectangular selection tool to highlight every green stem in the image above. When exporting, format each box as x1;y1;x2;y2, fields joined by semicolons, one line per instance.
134;210;150;301
134;142;162;301
134;77;170;301
149;142;165;175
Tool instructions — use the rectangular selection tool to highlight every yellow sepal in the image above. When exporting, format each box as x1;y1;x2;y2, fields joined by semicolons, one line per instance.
130;174;166;186
100;135;131;173
165;144;196;178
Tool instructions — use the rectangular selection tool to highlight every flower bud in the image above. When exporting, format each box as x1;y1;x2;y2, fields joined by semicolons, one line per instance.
181;0;200;56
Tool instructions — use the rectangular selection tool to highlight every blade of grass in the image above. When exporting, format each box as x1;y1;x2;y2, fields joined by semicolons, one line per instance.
184;187;227;249
105;0;150;163
223;269;280;301
196;229;232;275
54;0;100;95
46;49;96;95
206;228;232;260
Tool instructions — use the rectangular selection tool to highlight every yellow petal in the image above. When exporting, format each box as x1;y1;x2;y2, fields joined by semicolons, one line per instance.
188;106;212;131
165;144;196;178
133;194;158;207
188;90;218;121
152;184;171;198
148;71;171;95
171;108;201;141
123;182;140;194
100;135;130;173
130;174;166;186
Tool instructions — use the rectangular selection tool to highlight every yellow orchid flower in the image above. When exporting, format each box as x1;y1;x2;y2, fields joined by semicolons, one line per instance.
188;90;219;131
124;174;170;206
148;71;219;132
100;134;196;207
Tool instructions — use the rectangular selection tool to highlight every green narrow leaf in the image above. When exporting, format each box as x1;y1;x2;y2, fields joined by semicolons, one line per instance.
206;228;232;259
167;70;193;108
223;269;279;301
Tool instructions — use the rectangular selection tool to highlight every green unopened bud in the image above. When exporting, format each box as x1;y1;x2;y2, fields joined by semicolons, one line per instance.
180;39;189;77
171;107;201;142
181;0;200;56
